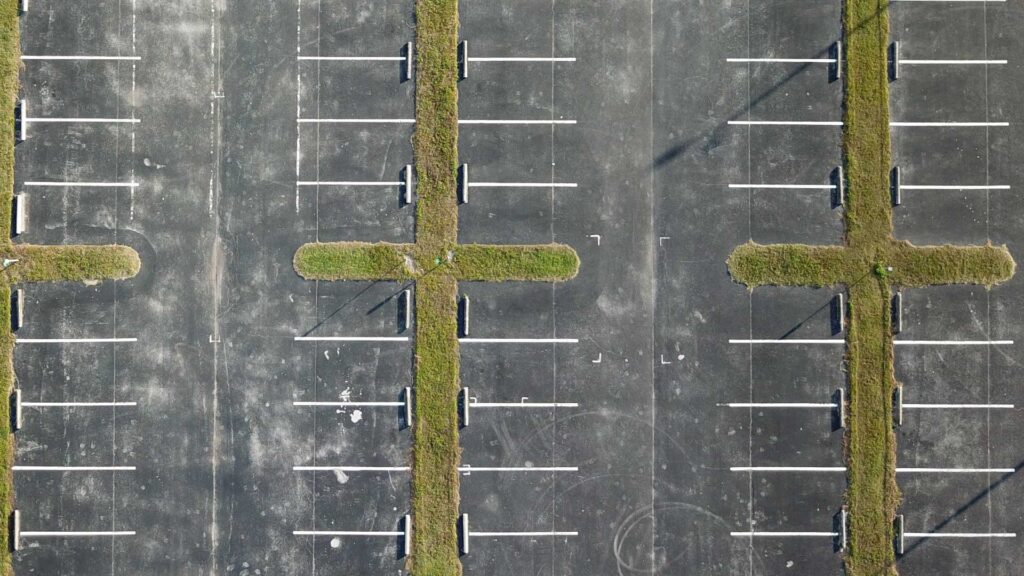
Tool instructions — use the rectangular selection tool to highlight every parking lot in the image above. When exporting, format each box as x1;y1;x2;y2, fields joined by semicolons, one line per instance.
10;0;1024;574
890;1;1024;574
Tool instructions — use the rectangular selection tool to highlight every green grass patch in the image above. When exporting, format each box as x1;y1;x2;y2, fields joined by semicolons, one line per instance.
727;242;852;287
725;0;1016;573
886;242;1015;287
453;244;579;282
6;245;140;283
293;242;414;281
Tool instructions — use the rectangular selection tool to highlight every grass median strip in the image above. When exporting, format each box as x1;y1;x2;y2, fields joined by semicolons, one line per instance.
726;0;1015;574
0;3;141;569
291;1;578;573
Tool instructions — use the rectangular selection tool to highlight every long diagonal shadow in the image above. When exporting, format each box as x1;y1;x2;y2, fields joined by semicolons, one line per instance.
655;3;888;170
898;458;1023;558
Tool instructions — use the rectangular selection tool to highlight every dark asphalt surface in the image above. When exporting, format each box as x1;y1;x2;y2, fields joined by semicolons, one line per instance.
9;0;1023;574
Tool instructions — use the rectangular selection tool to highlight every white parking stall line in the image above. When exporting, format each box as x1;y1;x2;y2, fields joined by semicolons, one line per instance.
468;182;577;188
901;185;1010;190
899;59;1007;65
891;121;1009;127
459;338;579;344
294;336;409;342
26;117;140;124
22;55;142;61
296;180;402;187
896;467;1016;474
459;119;576;125
727;58;836;63
17;338;137;344
297;118;415;124
294;401;404;407
294;466;409;472
22;401;137;407
904;532;1016;538
468;57;576;62
13;466;135;471
470;531;579;537
894;340;1013;346
903;403;1014;409
731;532;838;537
722;403;837;408
729;339;845;344
728;120;843;126
21;531;136;537
24;181;139;188
295;530;403;536
731;466;846;472
729;184;835;189
297;56;404;61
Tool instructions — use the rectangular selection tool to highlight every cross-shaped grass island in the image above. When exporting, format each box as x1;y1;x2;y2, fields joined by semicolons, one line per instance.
292;1;579;574
727;1;1015;575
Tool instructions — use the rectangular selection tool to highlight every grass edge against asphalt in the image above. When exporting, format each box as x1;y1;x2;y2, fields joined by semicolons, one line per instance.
411;0;461;574
727;0;1015;574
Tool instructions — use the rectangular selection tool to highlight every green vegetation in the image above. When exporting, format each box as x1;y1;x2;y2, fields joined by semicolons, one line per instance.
0;3;142;570
290;1;579;573
294;242;413;281
726;0;1015;574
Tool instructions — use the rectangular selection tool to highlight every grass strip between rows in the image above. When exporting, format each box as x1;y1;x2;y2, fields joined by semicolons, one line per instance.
411;0;461;573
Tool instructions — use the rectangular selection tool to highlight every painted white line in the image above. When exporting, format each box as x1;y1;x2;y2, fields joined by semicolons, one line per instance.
293;336;409;342
459;466;578;472
722;403;837;408
904;532;1016;538
728;120;843;126
293;401;404;407
470;531;578;537
13;466;135;471
468;182;577;188
896;467;1015;473
459;338;579;344
21;531;135;537
295;530;403;537
24;181;138;188
471;401;579;408
727;58;836;63
903;403;1014;409
901;185;1010;190
296;180;402;187
22;401;137;407
468;57;576;62
293;466;409;472
891;122;1009;127
729;184;835;189
17;338;137;344
731;532;838;537
22;55;142;61
26;117;140;123
731;466;846;472
899;59;1007;65
297;118;415;124
729;339;845;344
459;119;576;125
297;56;403;61
894;340;1013;346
